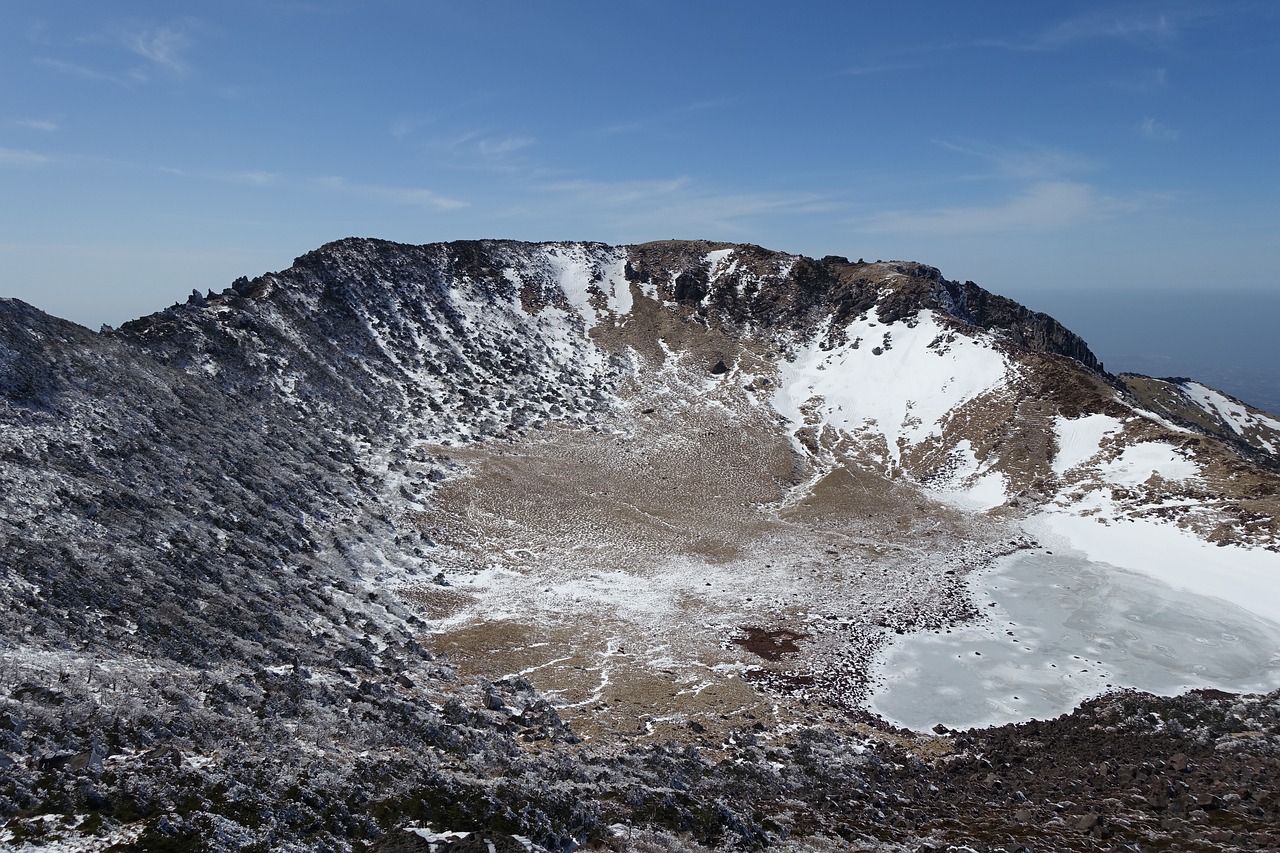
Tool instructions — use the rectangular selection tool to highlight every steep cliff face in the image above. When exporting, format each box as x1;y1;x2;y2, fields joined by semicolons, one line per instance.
2;238;1278;852
620;241;1102;371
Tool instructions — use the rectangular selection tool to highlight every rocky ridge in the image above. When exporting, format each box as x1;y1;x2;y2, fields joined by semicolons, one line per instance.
1;238;1278;851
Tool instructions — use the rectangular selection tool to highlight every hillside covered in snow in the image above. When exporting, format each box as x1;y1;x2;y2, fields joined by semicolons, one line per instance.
2;238;1279;851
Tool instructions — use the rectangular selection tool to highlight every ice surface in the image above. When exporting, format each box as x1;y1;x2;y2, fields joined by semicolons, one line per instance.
870;549;1280;731
1040;508;1280;624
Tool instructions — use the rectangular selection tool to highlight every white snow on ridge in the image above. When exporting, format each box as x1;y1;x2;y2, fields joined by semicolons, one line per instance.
601;253;633;316
505;245;633;329
543;245;602;327
1052;414;1123;475
704;247;735;280
1182;381;1280;452
772;311;1009;466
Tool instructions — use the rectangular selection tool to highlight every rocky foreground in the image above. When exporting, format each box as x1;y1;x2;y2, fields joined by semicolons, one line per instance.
3;667;1278;851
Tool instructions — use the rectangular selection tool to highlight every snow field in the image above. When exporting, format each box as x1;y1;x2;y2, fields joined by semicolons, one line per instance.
772;311;1010;467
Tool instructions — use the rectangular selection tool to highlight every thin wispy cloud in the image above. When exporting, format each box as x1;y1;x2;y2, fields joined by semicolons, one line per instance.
591;95;746;139
126;25;193;73
593;120;648;137
25;22;53;47
860;181;1127;236
0;147;53;166
1039;10;1176;48
1111;66;1168;93
540;176;834;234
541;177;693;207
478;136;535;158
221;170;279;186
428;129;485;152
978;8;1185;52
314;176;466;210
673;95;747;115
15;118;58;132
390;117;428;140
842;61;915;76
37;56;148;85
935;140;1098;181
423;128;537;170
36;18;201;85
1140;117;1180;142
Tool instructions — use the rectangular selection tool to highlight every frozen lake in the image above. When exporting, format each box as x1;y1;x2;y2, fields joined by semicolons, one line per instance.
868;548;1280;731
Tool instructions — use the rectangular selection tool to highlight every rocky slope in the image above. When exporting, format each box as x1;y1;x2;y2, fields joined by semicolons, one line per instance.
1;238;1278;851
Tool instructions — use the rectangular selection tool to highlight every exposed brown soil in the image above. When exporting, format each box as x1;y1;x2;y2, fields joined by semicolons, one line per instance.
733;626;808;661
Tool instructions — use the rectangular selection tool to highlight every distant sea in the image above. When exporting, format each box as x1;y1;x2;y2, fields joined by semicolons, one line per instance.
1011;288;1280;417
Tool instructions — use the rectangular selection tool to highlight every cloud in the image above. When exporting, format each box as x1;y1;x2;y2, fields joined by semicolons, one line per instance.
673;96;747;115
314;176;466;210
1140;117;1180;142
978;8;1186;52
1111;66;1168;93
126;25;193;73
37;56;148;85
0;147;52;166
222;170;279;186
935;140;1098;181
842;62;915;76
541;177;693;207
423;129;537;170
15;118;58;132
859;181;1126;236
35;19;201;85
389;117;425;140
478;136;535;158
539;177;834;233
593;120;648;137
1039;10;1176;48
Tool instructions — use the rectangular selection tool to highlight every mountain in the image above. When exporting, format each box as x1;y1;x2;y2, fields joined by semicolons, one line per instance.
2;238;1278;851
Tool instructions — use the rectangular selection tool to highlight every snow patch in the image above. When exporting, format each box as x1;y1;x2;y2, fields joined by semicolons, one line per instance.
929;470;1009;512
704;248;735;282
772;312;1010;466
923;440;1008;511
1052;414;1123;476
1098;441;1199;486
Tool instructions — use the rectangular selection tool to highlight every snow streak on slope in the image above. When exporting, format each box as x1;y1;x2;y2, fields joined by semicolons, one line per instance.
772;311;1010;467
1182;380;1280;454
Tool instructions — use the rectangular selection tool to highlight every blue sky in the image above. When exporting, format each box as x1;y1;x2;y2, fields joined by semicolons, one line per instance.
3;1;1279;332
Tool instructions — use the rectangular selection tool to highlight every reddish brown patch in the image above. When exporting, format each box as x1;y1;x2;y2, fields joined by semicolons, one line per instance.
733;626;807;661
